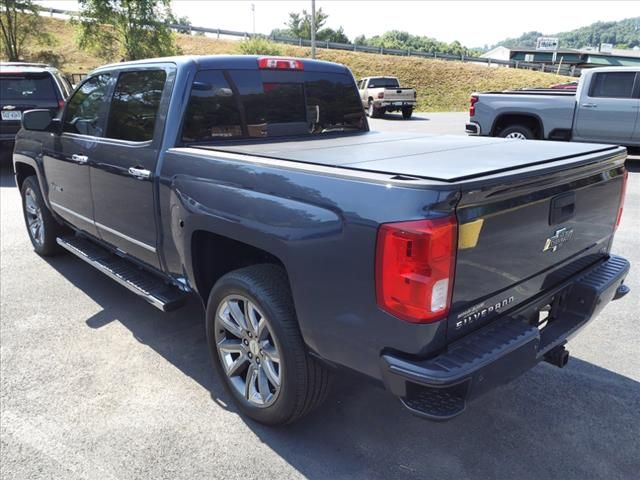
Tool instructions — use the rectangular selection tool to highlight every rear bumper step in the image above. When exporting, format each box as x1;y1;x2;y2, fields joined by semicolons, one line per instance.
465;122;480;135
57;235;187;312
381;255;630;421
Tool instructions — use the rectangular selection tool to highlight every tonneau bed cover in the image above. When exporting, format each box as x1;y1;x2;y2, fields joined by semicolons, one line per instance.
199;132;622;182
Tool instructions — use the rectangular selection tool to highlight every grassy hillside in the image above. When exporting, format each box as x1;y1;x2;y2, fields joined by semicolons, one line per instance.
18;16;572;112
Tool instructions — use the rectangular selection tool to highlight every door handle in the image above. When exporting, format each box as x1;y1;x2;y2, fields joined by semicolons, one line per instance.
71;154;88;164
581;103;598;108
128;166;151;180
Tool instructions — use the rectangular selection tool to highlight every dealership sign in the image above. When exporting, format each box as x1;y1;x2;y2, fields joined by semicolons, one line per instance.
600;43;613;53
536;37;559;51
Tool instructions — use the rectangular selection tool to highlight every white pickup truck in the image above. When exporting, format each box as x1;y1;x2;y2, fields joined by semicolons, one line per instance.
466;67;640;146
358;76;417;119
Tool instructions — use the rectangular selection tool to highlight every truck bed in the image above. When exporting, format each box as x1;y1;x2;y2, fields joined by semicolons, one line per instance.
481;90;575;96
197;132;621;182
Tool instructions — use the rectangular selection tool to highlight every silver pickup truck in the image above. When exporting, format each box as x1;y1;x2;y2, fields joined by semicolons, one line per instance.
466;67;640;147
358;76;417;119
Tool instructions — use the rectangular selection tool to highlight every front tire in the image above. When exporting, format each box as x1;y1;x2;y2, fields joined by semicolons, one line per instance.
402;107;413;120
20;176;64;256
206;264;330;425
499;124;534;140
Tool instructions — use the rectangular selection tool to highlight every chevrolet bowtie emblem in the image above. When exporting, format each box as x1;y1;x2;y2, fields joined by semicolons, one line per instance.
543;227;574;253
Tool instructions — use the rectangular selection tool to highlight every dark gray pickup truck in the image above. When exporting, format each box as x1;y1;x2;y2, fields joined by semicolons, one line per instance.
13;55;631;425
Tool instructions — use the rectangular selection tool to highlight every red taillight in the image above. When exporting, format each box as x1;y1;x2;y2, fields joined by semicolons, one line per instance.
58;99;65;109
615;169;628;230
377;91;384;99
376;216;457;323
257;57;304;70
469;95;478;117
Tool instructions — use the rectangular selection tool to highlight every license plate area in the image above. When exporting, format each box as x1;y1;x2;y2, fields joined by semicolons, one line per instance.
1;111;22;121
530;292;568;333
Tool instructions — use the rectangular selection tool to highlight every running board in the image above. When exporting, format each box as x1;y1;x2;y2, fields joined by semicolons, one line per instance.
56;235;187;312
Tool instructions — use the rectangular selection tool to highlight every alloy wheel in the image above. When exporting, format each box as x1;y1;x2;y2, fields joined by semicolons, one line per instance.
215;295;282;408
24;188;45;247
505;131;527;140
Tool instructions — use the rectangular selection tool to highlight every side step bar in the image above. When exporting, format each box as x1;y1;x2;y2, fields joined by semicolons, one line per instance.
57;235;188;312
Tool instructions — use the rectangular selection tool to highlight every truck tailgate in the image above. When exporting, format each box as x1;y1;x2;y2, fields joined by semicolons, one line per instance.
449;149;627;340
383;88;415;102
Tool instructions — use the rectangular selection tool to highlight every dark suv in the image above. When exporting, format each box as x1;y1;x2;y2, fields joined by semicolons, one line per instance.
1;62;72;148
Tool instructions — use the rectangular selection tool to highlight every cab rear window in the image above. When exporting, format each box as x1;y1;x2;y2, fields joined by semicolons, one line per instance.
0;73;57;101
181;68;366;143
367;78;399;88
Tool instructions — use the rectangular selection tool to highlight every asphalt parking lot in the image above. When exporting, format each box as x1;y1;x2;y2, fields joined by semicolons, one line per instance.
1;113;639;480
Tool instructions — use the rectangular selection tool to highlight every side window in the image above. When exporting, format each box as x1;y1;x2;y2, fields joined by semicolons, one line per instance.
106;70;167;142
181;70;243;142
63;74;110;136
589;72;636;99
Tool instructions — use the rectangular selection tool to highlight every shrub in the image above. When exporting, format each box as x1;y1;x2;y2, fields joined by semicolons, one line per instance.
30;50;65;68
237;37;283;56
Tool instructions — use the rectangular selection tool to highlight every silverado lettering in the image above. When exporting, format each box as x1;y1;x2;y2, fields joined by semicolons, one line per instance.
456;296;515;330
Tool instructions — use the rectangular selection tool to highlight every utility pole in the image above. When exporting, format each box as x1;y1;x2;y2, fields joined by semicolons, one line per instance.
251;3;255;35
310;0;316;58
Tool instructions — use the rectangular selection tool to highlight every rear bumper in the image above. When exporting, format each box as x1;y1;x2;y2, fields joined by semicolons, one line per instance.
465;121;481;135
375;101;416;109
380;255;630;420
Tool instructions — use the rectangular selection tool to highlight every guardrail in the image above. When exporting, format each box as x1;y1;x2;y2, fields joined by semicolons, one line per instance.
39;6;581;78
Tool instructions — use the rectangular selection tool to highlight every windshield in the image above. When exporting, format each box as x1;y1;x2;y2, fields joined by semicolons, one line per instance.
0;73;57;102
367;77;399;88
181;69;366;143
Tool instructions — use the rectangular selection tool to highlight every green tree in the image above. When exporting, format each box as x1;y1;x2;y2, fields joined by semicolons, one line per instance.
76;0;179;61
354;34;366;46
284;7;329;39
317;26;350;44
169;13;192;35
0;0;51;61
494;18;640;49
357;30;473;56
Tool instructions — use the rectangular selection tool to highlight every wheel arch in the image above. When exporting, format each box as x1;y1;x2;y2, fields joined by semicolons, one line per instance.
190;229;291;307
14;161;37;191
491;112;545;139
13;157;56;213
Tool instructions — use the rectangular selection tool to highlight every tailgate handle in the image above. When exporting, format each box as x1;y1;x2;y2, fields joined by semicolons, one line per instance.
549;192;576;225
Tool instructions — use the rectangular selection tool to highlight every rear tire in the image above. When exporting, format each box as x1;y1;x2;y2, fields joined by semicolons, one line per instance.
367;100;381;118
20;176;64;256
402;107;413;120
206;264;331;425
499;124;534;140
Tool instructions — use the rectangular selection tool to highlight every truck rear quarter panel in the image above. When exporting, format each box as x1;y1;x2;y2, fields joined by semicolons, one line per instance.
157;147;459;379
475;94;576;138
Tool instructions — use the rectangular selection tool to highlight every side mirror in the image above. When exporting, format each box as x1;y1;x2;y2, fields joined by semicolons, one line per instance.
22;109;53;131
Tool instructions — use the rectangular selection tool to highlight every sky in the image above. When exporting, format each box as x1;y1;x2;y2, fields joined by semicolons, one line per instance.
35;0;639;47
